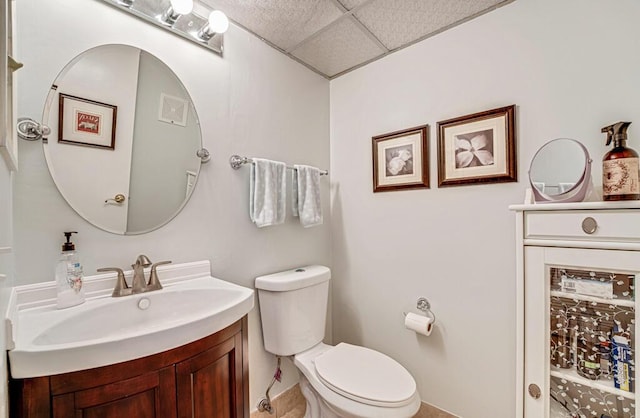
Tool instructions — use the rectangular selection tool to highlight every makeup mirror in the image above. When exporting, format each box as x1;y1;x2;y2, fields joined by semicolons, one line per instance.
529;138;593;203
42;44;202;235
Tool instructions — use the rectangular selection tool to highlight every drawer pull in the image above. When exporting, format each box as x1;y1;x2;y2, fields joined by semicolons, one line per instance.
581;217;598;234
528;383;541;399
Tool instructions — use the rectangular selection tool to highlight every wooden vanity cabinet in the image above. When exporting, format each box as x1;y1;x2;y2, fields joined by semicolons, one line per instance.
9;317;249;418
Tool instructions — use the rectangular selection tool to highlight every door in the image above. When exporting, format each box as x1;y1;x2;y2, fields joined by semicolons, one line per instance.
176;333;244;418
524;246;638;417
51;367;176;418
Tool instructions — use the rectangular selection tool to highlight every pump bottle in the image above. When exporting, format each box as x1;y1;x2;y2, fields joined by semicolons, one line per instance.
602;121;640;201
55;231;85;309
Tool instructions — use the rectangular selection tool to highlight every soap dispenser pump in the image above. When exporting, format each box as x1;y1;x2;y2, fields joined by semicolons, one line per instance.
55;231;85;309
602;121;640;201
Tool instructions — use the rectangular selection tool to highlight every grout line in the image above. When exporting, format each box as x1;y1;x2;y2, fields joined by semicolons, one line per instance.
328;0;515;79
285;0;379;53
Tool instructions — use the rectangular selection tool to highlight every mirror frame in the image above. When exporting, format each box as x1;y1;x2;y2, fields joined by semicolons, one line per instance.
529;138;593;203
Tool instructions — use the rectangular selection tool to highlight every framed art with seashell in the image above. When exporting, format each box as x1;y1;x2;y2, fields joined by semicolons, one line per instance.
372;124;429;193
437;105;517;187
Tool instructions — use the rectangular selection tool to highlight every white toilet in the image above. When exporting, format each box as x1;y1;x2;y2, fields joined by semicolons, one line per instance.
255;265;421;418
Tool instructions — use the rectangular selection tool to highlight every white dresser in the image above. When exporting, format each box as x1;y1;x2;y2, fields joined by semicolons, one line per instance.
512;202;640;418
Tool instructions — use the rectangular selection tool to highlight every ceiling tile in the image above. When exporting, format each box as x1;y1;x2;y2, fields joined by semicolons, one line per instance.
354;0;506;50
201;0;344;51
291;17;386;78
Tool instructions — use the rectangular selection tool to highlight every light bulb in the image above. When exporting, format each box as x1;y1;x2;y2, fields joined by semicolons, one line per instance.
207;10;229;34
170;0;193;15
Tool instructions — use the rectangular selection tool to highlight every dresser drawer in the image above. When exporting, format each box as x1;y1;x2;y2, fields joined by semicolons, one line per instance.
525;210;640;242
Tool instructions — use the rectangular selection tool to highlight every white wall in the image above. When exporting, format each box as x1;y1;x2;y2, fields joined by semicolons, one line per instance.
14;0;330;409
329;0;640;416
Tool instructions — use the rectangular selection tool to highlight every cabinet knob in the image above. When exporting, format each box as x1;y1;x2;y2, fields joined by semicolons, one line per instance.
528;383;541;399
581;217;598;234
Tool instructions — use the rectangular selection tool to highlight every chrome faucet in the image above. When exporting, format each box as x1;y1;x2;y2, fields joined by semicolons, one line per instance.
98;255;171;297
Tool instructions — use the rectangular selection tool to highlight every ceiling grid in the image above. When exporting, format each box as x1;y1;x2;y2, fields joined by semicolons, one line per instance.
201;0;514;78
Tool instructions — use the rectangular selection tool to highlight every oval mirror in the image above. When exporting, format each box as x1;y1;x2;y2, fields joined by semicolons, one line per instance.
529;138;592;203
42;44;202;235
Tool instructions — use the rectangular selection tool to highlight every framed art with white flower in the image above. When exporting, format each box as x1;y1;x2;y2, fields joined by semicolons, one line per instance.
372;124;429;193
437;105;516;187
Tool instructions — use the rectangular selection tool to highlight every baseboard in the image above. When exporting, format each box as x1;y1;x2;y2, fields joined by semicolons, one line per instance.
250;384;458;418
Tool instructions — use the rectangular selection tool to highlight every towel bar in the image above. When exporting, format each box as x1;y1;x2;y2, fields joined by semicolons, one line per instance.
229;155;328;175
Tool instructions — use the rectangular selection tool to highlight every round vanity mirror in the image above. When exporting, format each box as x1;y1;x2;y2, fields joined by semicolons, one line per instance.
42;45;202;235
529;138;592;203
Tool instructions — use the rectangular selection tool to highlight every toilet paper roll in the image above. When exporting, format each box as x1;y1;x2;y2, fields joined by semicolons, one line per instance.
404;312;434;336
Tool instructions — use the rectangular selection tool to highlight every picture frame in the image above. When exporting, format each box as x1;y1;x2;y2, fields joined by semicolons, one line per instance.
58;93;117;149
437;104;516;187
372;124;429;193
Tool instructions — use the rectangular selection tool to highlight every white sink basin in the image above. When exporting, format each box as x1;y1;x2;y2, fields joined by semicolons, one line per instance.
6;261;254;378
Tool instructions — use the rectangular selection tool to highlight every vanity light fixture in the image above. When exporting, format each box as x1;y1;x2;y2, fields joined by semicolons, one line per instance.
160;0;193;26
196;10;229;41
100;0;227;55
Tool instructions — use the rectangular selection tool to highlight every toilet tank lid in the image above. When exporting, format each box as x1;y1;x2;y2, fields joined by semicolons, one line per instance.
255;265;331;291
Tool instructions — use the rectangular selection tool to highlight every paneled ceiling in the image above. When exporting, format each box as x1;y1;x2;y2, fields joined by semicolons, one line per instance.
201;0;514;79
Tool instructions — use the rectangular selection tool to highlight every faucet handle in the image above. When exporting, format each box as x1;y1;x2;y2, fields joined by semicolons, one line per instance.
97;267;131;297
147;261;171;290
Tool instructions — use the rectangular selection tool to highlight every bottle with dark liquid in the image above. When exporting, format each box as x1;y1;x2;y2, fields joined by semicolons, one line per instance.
602;121;640;201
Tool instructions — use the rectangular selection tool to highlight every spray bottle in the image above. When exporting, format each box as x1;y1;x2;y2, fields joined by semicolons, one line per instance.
602;121;639;201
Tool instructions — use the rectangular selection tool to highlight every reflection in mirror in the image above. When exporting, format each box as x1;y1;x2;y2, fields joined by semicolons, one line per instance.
43;45;202;235
529;138;592;203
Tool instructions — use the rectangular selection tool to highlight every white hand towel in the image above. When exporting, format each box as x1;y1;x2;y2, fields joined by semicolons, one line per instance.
250;158;287;227
293;165;323;228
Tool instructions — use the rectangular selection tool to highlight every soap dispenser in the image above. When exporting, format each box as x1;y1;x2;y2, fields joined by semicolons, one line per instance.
602;121;640;201
55;231;85;309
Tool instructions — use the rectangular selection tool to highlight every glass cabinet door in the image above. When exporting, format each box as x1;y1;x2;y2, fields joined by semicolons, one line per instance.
525;247;637;418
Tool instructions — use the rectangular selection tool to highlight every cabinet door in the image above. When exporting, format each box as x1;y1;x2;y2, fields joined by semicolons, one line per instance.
176;333;244;418
525;247;638;418
52;366;176;418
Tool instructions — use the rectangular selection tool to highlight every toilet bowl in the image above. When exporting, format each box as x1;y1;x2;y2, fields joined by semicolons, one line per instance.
255;266;421;418
294;343;420;418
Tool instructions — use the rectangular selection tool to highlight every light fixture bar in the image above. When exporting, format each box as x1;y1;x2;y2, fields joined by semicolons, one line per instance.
97;0;225;55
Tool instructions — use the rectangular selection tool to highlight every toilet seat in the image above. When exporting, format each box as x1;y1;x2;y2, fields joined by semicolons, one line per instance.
294;343;421;418
314;343;416;407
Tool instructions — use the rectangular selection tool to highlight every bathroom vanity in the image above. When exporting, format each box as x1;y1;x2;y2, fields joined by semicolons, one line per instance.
512;202;640;417
5;260;253;418
10;318;248;418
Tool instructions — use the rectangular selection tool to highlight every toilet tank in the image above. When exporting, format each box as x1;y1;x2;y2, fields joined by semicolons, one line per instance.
255;265;331;356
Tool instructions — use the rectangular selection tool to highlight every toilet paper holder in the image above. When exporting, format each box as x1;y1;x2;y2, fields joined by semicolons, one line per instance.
404;297;436;324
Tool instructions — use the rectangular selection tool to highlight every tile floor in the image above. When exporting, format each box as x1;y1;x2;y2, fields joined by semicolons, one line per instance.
250;384;457;418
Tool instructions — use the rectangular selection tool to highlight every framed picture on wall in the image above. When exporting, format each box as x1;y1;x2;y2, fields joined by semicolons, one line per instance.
372;124;429;193
58;93;117;149
437;105;516;187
